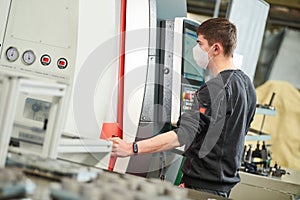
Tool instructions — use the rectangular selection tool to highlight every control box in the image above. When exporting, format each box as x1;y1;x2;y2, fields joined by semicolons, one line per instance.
0;0;78;84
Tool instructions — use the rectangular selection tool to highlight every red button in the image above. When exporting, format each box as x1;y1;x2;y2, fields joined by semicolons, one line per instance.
184;93;192;100
57;58;68;69
40;54;51;66
43;57;49;62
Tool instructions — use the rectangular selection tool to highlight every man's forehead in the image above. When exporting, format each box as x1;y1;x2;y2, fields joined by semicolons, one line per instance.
197;35;207;43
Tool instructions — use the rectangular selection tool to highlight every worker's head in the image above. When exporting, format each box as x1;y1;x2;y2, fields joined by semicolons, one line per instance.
197;18;237;57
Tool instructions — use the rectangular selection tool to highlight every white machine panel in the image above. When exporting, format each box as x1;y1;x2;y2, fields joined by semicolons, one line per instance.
228;0;269;81
0;77;7;123
0;76;11;166
113;0;150;173
64;0;120;138
0;0;78;84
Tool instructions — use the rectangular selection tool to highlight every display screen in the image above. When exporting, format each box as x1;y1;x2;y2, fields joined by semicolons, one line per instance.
180;20;205;112
182;22;204;85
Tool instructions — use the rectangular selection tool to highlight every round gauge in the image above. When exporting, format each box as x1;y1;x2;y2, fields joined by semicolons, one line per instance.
22;50;36;65
6;47;19;62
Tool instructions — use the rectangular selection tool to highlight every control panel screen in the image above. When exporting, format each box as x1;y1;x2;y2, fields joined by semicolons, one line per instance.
181;21;204;113
182;24;204;84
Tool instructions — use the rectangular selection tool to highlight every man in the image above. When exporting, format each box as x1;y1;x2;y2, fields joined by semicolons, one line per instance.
109;18;256;198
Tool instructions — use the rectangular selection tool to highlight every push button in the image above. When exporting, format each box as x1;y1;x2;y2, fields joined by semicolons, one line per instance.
57;58;68;69
183;92;193;100
40;54;51;66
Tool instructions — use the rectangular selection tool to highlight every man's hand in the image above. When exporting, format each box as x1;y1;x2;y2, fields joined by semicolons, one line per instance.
108;137;133;157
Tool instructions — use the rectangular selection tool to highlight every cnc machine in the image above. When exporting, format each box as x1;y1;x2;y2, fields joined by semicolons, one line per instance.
0;0;299;199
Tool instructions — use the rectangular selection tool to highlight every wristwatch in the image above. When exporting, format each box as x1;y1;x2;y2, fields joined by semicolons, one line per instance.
133;142;138;154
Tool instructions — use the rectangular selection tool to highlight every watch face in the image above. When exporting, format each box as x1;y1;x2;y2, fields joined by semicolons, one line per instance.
133;142;138;154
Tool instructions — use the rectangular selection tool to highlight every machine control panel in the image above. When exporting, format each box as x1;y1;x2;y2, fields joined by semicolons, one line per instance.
4;46;69;70
181;83;199;113
171;18;203;123
0;0;78;84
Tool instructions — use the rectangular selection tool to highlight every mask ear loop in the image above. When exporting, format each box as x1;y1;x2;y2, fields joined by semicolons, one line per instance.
207;46;215;62
207;46;218;76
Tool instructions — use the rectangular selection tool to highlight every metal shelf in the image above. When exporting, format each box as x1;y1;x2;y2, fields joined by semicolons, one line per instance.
246;107;276;141
58;138;112;153
245;133;272;141
256;107;276;116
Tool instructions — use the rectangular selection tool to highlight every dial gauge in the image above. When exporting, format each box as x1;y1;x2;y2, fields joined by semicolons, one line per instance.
6;47;19;62
22;50;36;65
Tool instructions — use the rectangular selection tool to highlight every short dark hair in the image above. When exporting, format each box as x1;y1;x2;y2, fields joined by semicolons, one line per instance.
197;18;237;57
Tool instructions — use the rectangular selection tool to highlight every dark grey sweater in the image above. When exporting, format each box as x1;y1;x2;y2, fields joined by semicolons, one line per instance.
174;69;256;192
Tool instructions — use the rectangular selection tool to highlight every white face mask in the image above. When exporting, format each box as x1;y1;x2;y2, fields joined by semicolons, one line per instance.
192;44;212;69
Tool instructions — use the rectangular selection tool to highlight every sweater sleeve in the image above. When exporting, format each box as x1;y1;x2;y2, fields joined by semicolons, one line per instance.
173;85;211;150
174;110;210;149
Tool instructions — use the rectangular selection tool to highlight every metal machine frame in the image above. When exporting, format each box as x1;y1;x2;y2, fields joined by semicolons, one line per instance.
0;75;12;166
0;77;68;166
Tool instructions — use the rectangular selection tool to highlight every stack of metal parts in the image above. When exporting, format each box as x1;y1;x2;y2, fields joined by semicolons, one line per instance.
0;168;28;199
4;153;191;200
50;172;189;200
6;153;98;182
241;141;286;177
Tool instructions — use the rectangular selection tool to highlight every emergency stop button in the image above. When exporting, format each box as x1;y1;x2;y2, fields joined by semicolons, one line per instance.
40;54;51;66
57;58;68;69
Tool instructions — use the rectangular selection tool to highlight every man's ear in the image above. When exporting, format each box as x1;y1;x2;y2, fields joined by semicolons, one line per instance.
213;43;222;55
